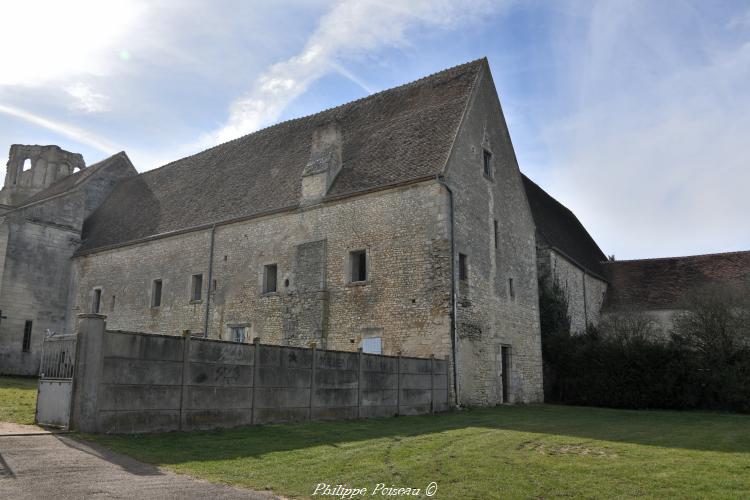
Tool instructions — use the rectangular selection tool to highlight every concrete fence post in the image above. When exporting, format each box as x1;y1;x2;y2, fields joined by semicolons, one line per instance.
430;354;435;414
251;337;261;425
357;347;363;419
309;344;317;420
396;351;402;416
445;355;450;408
70;314;106;433
178;330;192;431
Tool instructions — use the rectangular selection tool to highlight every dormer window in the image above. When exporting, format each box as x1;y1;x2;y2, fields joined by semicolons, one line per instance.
483;149;493;179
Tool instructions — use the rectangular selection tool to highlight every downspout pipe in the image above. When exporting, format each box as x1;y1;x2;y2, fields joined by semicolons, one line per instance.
436;174;460;407
203;224;217;338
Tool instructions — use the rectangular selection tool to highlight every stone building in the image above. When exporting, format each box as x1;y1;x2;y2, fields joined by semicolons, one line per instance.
522;175;609;332
0;148;136;375
601;251;750;336
2;57;745;406
60;58;543;406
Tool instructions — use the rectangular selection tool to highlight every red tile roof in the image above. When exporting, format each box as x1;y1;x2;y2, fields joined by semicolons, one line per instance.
603;250;750;310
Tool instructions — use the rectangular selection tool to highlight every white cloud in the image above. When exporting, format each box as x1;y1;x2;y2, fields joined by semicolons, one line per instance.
203;0;501;146
0;0;144;86
65;83;109;113
543;0;750;258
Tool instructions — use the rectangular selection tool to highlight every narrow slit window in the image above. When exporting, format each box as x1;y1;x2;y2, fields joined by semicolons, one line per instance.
483;149;493;179
152;280;162;307
493;219;499;249
509;277;515;299
111;295;116;312
459;253;468;281
22;321;32;352
191;274;203;301
92;288;102;313
350;250;367;282
263;264;278;293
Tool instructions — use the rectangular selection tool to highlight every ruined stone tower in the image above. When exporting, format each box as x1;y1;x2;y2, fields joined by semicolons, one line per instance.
0;144;86;206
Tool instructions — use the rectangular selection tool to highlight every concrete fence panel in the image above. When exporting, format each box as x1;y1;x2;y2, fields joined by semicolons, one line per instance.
70;315;451;434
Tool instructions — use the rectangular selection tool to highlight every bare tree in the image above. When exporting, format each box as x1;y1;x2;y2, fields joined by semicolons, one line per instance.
672;283;750;360
599;311;660;346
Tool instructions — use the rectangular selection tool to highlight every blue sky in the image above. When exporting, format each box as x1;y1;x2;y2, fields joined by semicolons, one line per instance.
1;0;748;259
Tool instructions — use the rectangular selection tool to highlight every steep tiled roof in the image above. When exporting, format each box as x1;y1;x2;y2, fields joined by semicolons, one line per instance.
77;59;485;254
521;174;607;278
18;152;131;207
603;251;750;310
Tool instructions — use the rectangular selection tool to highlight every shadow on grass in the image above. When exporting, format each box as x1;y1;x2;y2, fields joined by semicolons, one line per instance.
87;404;750;467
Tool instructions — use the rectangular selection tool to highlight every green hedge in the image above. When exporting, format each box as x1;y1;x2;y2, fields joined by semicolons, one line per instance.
540;278;750;413
543;329;750;412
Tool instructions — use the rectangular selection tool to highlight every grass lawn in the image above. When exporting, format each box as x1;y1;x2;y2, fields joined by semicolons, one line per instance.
87;404;750;499
0;376;38;424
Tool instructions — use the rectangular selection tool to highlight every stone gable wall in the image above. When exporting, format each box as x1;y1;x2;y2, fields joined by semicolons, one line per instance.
443;66;544;405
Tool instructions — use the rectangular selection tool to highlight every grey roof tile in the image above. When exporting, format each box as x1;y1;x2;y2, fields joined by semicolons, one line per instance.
522;174;607;278
78;59;485;253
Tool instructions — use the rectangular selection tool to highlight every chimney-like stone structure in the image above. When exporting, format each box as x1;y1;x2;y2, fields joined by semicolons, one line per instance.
0;144;85;206
300;121;342;206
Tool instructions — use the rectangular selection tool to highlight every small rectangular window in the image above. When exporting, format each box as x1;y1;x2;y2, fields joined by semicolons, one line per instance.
191;274;203;301
152;280;162;307
350;250;367;282
111;295;116;312
231;326;246;343
509;277;515;299
493;220;499;249
483;149;493;179
22;321;32;352
263;264;278;293
459;253;468;281
92;288;102;313
361;337;382;354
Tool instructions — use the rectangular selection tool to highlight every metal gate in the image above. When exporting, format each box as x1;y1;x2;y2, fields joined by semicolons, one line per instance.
35;334;77;428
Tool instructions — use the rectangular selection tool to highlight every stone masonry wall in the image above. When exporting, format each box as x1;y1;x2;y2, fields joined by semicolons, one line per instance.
69;182;454;365
443;65;544;405
0;157;135;375
0;218;77;375
539;247;608;333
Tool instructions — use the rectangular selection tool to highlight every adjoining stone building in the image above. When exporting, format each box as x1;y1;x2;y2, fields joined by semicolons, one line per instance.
522;175;609;333
0;148;137;375
522;174;750;336
601;251;750;336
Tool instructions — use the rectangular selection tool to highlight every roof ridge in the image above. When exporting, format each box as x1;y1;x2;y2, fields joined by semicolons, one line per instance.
606;249;750;264
132;58;487;178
